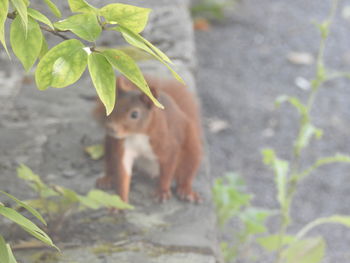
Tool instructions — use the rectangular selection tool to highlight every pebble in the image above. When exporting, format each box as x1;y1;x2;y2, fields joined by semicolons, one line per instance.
63;170;76;178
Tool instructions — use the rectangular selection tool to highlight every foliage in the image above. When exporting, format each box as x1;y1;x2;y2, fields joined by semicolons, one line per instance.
0;0;183;115
191;0;239;21
17;164;133;234
213;173;272;262
214;0;350;262
85;144;104;160
0;191;57;263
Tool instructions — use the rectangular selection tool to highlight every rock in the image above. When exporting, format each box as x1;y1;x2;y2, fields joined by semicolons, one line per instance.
0;0;221;262
63;170;76;178
287;52;314;65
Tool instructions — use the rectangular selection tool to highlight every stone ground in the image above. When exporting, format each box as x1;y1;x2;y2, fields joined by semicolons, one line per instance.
0;0;220;263
196;0;350;262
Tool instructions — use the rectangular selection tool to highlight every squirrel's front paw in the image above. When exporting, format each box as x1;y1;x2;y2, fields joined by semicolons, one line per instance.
176;186;202;204
155;189;172;203
95;175;116;190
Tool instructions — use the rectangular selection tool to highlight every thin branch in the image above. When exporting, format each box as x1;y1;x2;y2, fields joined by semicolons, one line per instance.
40;24;70;40
7;12;69;40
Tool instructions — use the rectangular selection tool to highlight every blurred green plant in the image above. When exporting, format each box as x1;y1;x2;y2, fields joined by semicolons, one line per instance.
191;0;239;21
0;191;58;263
214;0;350;262
85;144;104;160
213;173;272;262
17;164;133;235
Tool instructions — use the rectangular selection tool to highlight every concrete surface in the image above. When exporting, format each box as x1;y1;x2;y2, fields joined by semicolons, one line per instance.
195;0;350;262
0;1;220;262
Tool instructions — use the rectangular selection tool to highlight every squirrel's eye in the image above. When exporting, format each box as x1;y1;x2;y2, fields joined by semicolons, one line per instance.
130;110;139;119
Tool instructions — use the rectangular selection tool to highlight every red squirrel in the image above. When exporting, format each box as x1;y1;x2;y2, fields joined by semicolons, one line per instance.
94;75;202;204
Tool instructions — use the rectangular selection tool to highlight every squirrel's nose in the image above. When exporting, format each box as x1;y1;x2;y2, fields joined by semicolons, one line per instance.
106;122;118;134
106;122;128;139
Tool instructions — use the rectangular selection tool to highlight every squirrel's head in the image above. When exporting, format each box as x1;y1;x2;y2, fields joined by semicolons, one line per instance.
94;75;158;139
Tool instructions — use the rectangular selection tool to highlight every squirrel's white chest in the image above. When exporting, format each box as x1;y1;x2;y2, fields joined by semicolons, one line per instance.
122;134;158;176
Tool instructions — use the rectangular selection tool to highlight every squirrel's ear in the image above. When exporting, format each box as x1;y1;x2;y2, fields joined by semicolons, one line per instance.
117;75;135;92
93;97;108;122
140;87;158;108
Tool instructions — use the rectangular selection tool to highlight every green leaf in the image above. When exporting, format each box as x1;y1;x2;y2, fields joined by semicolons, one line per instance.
0;206;57;250
84;189;133;210
88;52;116;115
262;149;289;208
10;16;42;71
10;0;28;32
0;0;9;56
17;164;46;192
17;165;57;198
296;215;350;240
35;39;87;90
191;2;225;20
212;173;252;226
54;13;101;42
100;3;151;33
317;21;330;39
17;164;57;197
275;162;288;208
6;244;17;263
116;25;171;63
294;123;323;154
53;186;79;203
26;199;60;214
139;33;173;64
262;148;275;165
275;95;309;121
257;234;296;252
113;25;184;84
43;0;61;18
85;144;104;160
297;154;350;180
68;0;97;13
282;237;325;263
102;48;163;109
239;207;271;235
38;36;48;59
0;235;9;263
0;191;46;225
113;45;154;61
78;195;100;210
220;242;238;263
28;8;54;30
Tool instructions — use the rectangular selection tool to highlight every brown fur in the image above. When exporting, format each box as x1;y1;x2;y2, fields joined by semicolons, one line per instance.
94;75;202;203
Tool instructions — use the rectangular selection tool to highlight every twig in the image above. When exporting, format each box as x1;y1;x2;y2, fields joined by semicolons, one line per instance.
39;24;69;40
11;239;53;250
7;12;69;40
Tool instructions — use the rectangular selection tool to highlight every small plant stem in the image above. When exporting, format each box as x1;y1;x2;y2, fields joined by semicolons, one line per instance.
50;207;74;236
275;1;338;262
306;88;318;111
7;12;70;40
40;25;70;40
35;183;53;224
275;221;288;262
